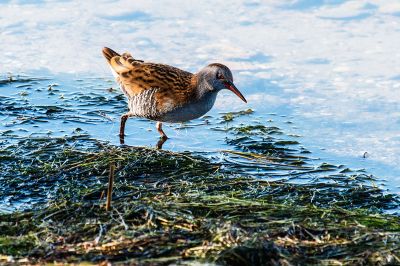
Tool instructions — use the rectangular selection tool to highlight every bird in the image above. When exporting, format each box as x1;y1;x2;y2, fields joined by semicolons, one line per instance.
102;47;247;144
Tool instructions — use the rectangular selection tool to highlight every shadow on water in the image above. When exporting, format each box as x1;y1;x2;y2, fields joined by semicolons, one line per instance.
0;74;399;264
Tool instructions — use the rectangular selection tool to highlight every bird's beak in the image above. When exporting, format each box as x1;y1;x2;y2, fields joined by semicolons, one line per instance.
223;80;247;103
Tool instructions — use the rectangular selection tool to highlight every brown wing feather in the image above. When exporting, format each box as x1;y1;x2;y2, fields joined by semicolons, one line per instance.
102;47;196;108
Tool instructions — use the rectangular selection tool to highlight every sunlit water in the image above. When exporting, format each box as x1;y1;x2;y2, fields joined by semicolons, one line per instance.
1;0;399;199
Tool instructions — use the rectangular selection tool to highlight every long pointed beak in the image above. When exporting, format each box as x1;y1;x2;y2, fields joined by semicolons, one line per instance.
223;81;247;103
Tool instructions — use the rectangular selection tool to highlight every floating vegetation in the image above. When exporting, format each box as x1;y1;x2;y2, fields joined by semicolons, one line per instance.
0;76;399;265
0;130;399;265
0;74;50;86
221;108;254;122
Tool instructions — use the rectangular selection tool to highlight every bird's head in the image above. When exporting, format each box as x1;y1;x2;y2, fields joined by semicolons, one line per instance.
196;63;247;103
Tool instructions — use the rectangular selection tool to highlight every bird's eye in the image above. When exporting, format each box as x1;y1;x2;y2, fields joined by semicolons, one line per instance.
217;73;224;80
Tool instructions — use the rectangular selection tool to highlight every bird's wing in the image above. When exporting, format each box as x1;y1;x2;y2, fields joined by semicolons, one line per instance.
102;47;196;107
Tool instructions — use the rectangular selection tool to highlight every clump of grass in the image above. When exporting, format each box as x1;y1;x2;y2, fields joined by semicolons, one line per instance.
221;109;254;122
0;128;399;264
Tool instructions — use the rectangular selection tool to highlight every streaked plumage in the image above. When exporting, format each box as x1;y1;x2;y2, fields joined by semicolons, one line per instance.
102;47;246;142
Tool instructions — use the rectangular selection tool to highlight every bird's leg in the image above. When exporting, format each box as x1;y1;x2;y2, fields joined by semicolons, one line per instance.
120;113;130;137
156;122;168;139
119;112;133;144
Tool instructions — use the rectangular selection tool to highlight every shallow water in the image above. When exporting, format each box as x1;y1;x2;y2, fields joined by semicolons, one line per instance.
0;73;398;214
0;0;399;200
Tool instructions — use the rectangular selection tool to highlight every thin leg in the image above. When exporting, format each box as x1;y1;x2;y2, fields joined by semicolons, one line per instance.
120;113;132;137
156;122;168;139
119;113;133;144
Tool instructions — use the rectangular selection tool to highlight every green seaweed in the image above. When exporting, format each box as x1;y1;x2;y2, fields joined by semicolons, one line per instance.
0;132;399;265
221;109;254;122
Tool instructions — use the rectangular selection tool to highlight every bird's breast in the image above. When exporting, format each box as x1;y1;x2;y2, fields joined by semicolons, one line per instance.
158;92;217;123
126;88;217;123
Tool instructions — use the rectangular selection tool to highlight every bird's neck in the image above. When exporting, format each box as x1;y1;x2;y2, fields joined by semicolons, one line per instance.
193;73;214;101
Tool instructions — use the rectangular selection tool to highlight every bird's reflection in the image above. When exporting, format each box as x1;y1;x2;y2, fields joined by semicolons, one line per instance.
119;135;168;149
156;136;168;149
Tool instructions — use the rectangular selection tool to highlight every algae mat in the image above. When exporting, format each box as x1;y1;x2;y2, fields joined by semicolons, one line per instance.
0;127;399;265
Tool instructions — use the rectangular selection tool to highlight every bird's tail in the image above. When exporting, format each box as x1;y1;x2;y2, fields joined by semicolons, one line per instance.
102;47;120;63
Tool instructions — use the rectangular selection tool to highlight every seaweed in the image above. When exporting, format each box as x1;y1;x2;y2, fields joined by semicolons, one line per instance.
0;132;399;265
221;109;254;122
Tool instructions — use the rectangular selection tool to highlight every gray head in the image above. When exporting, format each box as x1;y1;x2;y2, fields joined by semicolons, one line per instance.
196;63;247;103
